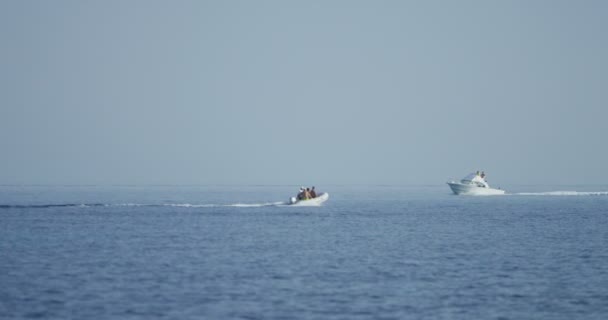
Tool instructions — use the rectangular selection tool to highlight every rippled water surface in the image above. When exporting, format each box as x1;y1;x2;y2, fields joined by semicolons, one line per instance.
1;185;608;319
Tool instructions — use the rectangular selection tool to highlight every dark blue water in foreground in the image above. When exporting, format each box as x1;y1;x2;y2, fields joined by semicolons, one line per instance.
1;185;608;319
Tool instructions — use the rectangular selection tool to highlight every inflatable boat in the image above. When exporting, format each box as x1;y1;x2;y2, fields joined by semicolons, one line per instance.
289;193;329;206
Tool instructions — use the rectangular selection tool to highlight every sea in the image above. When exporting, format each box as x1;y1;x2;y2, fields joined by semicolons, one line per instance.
1;185;608;320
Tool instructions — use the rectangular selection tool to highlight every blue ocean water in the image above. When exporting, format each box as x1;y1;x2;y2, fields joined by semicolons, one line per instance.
1;185;608;319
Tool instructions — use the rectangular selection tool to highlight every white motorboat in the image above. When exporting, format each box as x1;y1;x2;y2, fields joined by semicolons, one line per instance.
289;193;329;206
447;173;505;195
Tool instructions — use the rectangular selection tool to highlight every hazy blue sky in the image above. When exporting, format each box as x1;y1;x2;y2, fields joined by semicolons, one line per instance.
1;1;606;185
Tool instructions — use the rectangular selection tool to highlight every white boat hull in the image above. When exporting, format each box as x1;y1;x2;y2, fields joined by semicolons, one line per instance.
447;182;505;196
289;193;329;206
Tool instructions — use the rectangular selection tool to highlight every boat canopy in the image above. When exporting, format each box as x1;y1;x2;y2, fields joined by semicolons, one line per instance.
462;173;484;182
461;173;489;187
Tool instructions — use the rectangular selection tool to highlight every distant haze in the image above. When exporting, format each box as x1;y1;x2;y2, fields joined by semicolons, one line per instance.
1;1;607;185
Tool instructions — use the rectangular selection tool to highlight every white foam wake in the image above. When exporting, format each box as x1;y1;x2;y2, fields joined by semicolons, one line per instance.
513;191;608;196
0;202;290;209
223;202;287;207
105;202;288;208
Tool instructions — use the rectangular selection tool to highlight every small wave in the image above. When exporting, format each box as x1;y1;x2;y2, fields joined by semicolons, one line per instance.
513;191;608;196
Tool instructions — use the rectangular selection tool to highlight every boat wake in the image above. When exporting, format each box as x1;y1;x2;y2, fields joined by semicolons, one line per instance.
0;203;107;209
512;191;608;196
156;202;288;208
0;202;289;209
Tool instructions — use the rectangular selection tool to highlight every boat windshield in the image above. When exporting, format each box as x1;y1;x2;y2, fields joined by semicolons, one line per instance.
461;179;487;188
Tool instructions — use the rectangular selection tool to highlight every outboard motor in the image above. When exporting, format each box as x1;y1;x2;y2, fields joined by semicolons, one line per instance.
289;197;297;204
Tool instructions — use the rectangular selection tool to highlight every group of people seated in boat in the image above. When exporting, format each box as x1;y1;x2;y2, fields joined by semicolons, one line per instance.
476;171;486;179
297;186;317;200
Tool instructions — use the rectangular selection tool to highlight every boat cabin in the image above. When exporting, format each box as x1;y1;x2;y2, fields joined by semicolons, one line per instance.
460;173;490;188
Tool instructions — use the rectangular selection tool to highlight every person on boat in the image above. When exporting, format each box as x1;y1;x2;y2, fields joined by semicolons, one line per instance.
476;170;480;176
481;171;486;179
310;186;317;198
297;187;305;200
304;188;312;200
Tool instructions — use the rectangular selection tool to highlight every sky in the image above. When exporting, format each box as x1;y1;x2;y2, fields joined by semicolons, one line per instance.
1;0;607;186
